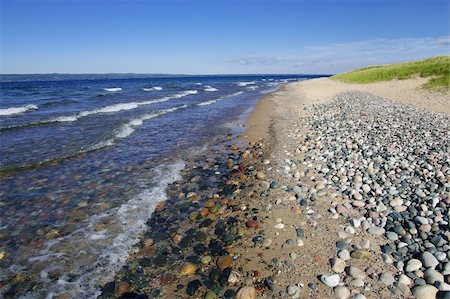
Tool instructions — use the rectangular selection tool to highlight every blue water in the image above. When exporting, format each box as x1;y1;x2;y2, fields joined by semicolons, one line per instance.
0;74;320;298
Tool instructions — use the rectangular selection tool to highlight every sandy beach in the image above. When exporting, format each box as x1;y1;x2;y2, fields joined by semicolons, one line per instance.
102;77;449;299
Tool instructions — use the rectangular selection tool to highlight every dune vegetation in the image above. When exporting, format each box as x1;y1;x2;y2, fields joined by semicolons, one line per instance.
332;56;450;92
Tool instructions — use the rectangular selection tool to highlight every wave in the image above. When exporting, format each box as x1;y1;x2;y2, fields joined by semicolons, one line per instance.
238;81;256;87
103;88;122;92
90;104;188;150
0;90;198;131
21;161;185;298
197;91;243;106
142;86;162;91
0;104;38;116
204;86;218;92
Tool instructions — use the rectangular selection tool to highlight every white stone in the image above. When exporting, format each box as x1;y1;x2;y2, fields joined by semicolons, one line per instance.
338;249;350;261
421;252;439;269
286;284;301;299
405;259;422;272
320;274;340;287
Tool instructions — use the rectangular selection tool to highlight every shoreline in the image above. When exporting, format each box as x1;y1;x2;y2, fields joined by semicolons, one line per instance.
102;77;449;299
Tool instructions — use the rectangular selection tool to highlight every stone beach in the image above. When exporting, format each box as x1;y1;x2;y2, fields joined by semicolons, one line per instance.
100;78;449;298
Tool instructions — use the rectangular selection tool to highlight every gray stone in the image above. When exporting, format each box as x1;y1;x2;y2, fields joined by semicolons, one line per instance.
412;284;439;299
424;269;444;284
421;252;439;269
405;258;423;272
368;226;385;235
334;286;350;299
379;272;395;286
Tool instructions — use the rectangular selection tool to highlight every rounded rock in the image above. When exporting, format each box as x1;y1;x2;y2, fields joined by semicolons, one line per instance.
412;284;439;299
320;273;340;287
334;286;350;299
236;286;257;299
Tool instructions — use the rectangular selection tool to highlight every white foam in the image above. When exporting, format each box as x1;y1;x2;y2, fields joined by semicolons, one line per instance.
90;104;188;149
142;86;162;91
197;100;217;106
0;104;38;116
103;88;122;92
238;81;256;87
197;91;243;106
45;90;197;124
196;83;202;85
204;86;218;92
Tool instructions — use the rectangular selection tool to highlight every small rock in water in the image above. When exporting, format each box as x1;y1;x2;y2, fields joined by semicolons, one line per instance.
320;274;340;287
217;255;233;270
180;263;197;276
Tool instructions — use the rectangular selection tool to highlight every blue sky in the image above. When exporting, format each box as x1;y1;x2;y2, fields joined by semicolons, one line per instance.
1;0;449;74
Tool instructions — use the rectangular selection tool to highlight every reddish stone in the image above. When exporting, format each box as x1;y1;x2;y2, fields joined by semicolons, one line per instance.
246;220;259;229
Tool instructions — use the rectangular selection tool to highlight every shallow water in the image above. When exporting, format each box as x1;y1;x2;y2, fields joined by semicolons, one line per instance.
0;74;320;297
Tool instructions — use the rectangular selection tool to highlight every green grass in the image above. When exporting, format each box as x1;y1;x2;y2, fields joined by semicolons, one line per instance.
332;56;450;92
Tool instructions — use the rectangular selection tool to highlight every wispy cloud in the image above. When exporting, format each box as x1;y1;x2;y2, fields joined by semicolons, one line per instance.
228;56;287;65
226;36;449;73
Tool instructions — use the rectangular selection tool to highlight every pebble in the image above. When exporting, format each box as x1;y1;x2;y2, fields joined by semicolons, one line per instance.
338;249;350;261
246;220;259;229
421;252;439;269
351;249;371;259
180;263;197;276
217;255;233;270
228;271;241;284
406;258;423;272
379;272;395;286
367;226;385;235
334;286;351;299
412;284;439;299
256;172;266;180
354;294;367;299
274;223;285;229
348;266;366;280
331;257;346;273
236;286;257;299
115;281;131;297
320;274;340;287
286;284;301;299
204;291;218;299
424;269;444;284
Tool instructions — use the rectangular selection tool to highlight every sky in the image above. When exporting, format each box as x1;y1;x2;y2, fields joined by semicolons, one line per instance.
1;0;449;74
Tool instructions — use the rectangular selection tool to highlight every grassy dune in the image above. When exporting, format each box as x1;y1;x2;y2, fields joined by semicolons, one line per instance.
332;56;450;92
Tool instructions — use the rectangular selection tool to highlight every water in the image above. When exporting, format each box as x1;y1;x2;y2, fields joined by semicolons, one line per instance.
0;74;320;297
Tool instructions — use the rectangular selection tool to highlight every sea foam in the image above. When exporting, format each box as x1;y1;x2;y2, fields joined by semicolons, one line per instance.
204;86;218;92
47;90;197;123
0;104;38;116
238;81;256;87
103;88;122;92
142;86;163;91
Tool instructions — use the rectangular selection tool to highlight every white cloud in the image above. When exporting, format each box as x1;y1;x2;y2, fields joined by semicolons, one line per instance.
226;36;449;74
